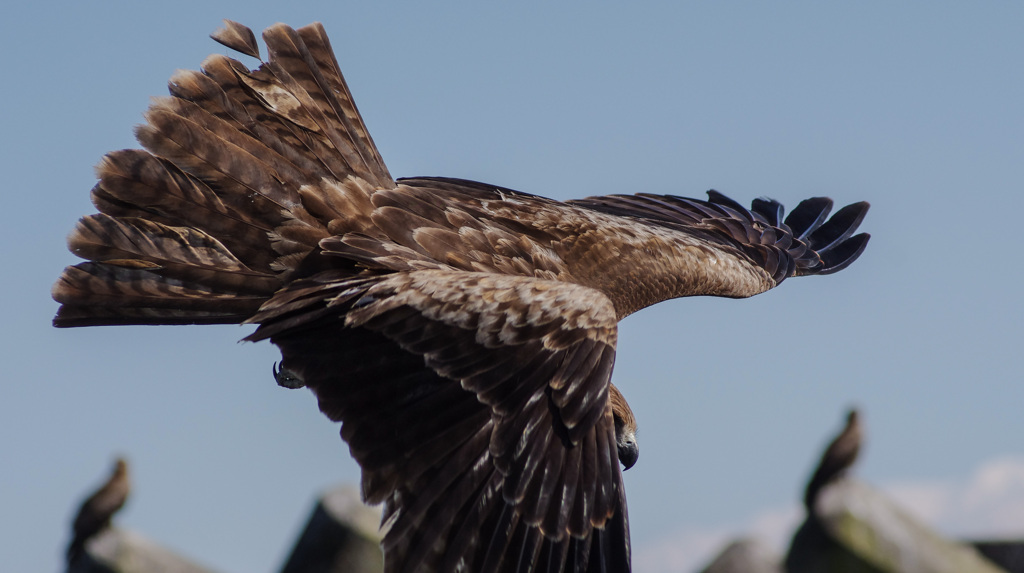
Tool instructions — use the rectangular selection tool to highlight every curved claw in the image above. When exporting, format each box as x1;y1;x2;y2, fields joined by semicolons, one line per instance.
273;361;305;389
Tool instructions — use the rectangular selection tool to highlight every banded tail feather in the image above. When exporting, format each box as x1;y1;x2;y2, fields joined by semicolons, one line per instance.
54;21;393;328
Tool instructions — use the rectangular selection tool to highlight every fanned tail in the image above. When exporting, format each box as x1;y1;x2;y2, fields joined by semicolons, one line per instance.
53;22;394;327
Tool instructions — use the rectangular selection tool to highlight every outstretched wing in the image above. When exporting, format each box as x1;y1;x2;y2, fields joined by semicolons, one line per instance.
570;191;870;285
248;270;631;573
354;177;871;317
53;21;394;327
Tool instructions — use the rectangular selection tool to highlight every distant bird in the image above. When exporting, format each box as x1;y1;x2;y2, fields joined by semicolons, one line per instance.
52;21;869;573
804;409;863;510
67;458;130;565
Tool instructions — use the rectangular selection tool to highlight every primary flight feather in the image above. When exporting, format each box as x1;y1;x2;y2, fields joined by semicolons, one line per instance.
53;20;869;573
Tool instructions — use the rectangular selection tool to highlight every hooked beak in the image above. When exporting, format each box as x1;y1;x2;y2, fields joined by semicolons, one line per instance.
617;431;639;471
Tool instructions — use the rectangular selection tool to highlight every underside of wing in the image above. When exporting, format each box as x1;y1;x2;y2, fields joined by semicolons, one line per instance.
570;190;870;284
352;178;869;315
247;270;631;573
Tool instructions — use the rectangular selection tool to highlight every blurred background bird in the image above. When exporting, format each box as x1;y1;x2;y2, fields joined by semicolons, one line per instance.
804;409;862;511
66;457;130;566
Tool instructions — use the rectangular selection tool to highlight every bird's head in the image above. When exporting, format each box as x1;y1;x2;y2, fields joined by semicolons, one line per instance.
113;457;128;475
609;384;639;470
846;408;860;425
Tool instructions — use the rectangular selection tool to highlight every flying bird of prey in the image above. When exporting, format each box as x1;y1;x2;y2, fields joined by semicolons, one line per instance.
804;409;863;511
67;458;130;566
52;21;870;573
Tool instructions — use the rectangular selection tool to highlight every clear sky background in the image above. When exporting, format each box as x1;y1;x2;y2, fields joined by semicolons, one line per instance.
3;2;1023;572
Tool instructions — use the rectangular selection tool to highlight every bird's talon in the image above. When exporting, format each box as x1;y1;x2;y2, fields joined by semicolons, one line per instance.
273;362;305;389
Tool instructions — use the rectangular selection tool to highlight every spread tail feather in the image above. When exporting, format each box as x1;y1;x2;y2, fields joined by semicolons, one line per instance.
53;22;394;327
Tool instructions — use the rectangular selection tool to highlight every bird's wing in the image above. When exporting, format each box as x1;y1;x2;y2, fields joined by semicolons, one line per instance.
367;178;869;316
247;269;630;573
570;191;870;283
54;21;394;327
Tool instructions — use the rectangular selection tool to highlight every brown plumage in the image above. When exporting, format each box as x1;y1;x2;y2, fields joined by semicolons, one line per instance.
52;21;870;573
804;409;863;510
67;458;130;565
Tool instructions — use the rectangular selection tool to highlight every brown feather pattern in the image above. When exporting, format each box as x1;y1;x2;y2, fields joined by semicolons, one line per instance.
245;270;627;570
53;20;871;573
211;19;261;60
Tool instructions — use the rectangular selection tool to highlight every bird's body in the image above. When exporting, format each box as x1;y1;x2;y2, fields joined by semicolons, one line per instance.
67;459;130;565
804;409;863;511
53;21;869;573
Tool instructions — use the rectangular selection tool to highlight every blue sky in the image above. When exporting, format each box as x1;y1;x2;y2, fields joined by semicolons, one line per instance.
3;2;1022;572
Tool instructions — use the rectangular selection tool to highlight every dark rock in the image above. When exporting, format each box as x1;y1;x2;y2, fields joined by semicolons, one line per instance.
970;541;1024;573
279;486;383;573
699;538;782;573
67;527;218;573
786;478;1007;573
786;516;885;573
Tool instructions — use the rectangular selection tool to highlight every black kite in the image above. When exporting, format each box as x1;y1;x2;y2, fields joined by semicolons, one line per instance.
53;21;869;572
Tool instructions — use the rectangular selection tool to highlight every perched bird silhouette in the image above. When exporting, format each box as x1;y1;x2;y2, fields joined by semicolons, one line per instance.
804;409;863;511
67;458;130;565
52;21;870;573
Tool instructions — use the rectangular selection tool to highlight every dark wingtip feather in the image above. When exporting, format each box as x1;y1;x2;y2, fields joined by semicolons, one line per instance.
751;197;783;226
818;233;870;274
705;189;746;213
807;201;870;253
785;197;833;239
210;20;261;60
